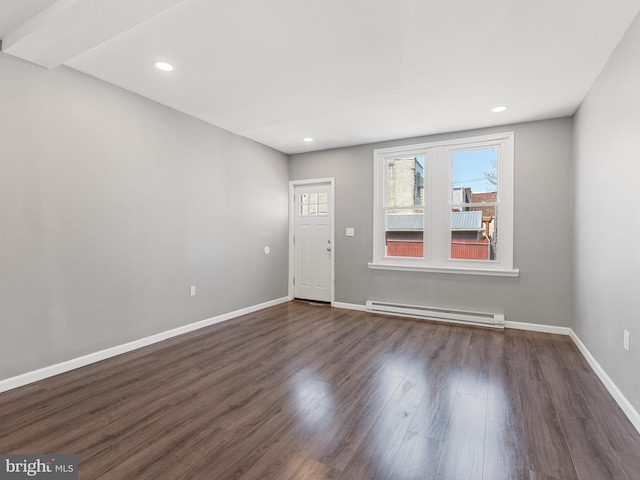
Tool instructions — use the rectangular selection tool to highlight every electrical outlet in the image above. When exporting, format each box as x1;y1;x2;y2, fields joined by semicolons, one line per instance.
623;330;630;351
190;286;196;297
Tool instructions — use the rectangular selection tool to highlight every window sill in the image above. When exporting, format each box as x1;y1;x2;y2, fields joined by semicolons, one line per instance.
367;262;520;277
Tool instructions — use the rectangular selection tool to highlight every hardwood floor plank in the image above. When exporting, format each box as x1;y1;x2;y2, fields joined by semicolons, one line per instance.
457;328;494;399
77;376;261;477
512;332;546;383
484;329;525;429
144;427;235;480
390;322;452;407
434;393;487;480
233;404;336;480
616;450;640;480
385;431;443;480
316;319;407;386
187;401;322;480
282;453;342;480
570;364;640;457
429;324;472;366
419;322;453;355
518;379;578;480
486;358;523;428
408;360;461;441
483;421;529;480
558;414;628;480
537;353;592;420
311;372;403;471
529;471;561;480
338;398;417;480
88;425;233;480
392;356;433;406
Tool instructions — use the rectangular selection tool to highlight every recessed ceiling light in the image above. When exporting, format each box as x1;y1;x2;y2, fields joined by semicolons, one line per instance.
303;137;314;142
491;105;508;113
155;61;174;72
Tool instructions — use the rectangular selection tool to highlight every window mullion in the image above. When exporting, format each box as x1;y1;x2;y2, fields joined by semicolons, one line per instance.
431;146;449;266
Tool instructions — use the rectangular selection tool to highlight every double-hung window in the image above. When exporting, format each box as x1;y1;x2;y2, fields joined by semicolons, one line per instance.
370;132;518;276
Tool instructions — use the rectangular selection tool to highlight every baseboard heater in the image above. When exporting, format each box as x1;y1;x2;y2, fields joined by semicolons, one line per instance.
365;300;505;329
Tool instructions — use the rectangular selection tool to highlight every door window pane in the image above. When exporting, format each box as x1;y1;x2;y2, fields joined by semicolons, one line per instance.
299;191;329;216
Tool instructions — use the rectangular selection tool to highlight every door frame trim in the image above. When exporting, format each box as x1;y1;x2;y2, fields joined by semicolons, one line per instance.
288;177;335;304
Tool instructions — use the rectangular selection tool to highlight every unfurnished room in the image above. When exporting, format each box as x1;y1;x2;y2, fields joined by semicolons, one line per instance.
1;1;640;479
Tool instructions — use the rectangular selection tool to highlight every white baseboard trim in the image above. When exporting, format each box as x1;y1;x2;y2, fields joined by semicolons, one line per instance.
505;321;572;335
0;296;290;394
569;330;640;434
332;302;367;312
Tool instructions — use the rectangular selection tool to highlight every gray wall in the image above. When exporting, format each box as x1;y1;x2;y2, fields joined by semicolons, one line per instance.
573;13;640;410
0;54;289;380
290;118;573;327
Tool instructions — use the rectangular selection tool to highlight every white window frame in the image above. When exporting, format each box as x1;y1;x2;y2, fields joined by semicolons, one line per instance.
369;132;519;277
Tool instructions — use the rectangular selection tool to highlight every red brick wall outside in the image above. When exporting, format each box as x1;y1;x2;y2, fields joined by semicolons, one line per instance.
451;238;489;260
386;240;424;257
387;239;489;259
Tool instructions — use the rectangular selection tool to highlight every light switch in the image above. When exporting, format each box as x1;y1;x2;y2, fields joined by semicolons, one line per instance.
346;228;355;237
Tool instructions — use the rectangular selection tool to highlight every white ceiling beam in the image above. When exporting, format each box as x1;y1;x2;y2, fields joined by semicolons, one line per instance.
1;0;186;69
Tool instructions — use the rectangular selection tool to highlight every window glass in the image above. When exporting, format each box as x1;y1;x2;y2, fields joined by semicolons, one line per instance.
385;156;425;207
384;155;425;258
450;206;498;260
451;148;498;200
450;148;499;261
385;209;425;257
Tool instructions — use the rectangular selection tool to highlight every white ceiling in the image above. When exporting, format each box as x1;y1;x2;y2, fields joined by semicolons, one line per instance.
2;0;640;154
0;0;57;40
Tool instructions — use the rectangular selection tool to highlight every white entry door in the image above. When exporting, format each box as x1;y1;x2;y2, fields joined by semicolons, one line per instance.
293;182;333;302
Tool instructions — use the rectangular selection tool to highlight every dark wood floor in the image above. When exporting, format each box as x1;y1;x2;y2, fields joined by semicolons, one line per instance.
1;301;640;479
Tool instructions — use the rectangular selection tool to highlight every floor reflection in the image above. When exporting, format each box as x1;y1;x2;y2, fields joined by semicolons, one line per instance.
291;372;335;431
